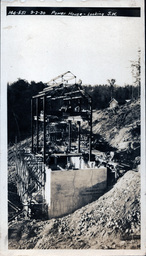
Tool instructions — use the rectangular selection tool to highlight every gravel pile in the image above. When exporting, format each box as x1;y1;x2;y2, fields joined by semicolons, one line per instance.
9;170;140;249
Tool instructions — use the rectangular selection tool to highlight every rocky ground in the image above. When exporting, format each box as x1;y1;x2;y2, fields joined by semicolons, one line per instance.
8;170;140;249
92;99;140;152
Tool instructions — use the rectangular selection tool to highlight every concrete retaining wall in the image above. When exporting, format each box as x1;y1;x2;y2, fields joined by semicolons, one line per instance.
46;167;107;218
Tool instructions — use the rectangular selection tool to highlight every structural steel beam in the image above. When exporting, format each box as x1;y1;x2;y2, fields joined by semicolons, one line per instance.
47;71;76;85
32;73;93;164
31;99;34;153
68;120;72;152
77;121;81;153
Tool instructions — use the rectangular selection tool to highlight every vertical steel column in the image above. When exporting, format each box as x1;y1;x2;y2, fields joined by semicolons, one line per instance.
31;98;34;153
36;97;39;153
68;120;71;152
89;100;92;162
77;121;81;153
79;98;81;112
43;95;46;163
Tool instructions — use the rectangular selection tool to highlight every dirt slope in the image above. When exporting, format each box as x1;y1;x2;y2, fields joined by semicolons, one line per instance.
92;99;140;151
9;170;140;249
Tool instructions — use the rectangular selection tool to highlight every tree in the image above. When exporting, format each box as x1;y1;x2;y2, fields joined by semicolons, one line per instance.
107;79;116;99
131;49;141;98
8;79;46;143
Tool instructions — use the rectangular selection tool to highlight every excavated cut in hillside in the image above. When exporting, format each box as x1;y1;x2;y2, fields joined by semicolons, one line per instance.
92;99;140;151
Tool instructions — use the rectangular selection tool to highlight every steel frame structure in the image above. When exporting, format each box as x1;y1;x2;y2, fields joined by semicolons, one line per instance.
31;73;92;164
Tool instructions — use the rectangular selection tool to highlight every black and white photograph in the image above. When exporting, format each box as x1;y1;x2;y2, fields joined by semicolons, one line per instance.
0;0;145;255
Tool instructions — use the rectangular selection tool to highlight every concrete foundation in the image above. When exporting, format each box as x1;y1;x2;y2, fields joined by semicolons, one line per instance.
45;167;107;218
16;154;107;219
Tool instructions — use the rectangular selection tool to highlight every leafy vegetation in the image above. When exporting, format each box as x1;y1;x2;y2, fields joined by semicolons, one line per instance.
8;79;46;143
8;79;140;144
83;84;140;109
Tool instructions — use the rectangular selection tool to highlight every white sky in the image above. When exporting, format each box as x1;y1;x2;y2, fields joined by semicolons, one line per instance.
1;5;142;86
